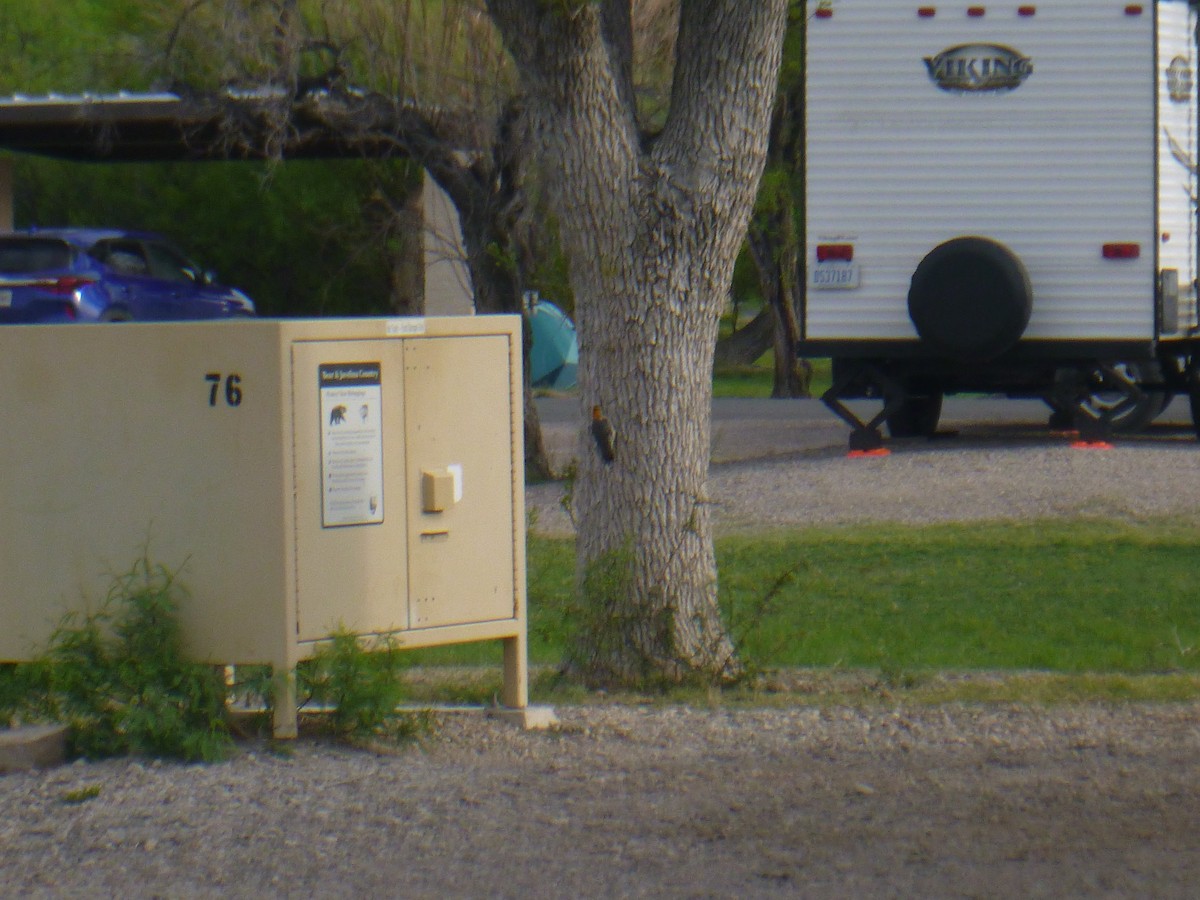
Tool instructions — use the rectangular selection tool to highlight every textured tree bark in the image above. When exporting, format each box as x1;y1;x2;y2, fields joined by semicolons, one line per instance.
388;183;426;317
488;0;788;685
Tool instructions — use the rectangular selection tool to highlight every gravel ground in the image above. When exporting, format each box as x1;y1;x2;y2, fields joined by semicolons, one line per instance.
2;704;1199;898
527;398;1200;534
3;400;1200;898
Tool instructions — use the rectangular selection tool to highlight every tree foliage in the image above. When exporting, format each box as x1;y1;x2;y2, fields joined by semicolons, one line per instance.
0;1;160;93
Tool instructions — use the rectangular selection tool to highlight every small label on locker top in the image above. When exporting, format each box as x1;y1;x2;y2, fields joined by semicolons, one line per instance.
386;318;426;336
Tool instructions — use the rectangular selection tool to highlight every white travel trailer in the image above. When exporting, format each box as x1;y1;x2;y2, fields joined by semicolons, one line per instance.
804;0;1200;446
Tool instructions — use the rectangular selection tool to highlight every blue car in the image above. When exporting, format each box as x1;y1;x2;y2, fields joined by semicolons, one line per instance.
0;228;255;323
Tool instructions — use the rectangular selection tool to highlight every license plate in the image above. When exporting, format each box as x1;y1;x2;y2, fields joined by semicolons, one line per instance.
809;263;860;290
0;289;11;308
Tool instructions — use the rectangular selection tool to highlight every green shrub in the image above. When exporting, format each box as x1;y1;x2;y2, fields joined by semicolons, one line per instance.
1;557;231;762
297;629;433;741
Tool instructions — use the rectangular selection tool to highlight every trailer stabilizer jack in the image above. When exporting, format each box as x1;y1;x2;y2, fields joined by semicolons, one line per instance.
821;363;910;452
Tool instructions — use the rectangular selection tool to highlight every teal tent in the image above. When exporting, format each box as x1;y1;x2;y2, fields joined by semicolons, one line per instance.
527;297;578;391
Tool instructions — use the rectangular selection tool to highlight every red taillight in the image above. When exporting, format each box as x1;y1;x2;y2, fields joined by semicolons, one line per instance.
1017;5;1036;15
1102;243;1140;259
60;302;77;320
967;6;985;17
1125;4;1143;15
46;276;96;295
817;244;854;262
814;5;832;18
918;6;936;17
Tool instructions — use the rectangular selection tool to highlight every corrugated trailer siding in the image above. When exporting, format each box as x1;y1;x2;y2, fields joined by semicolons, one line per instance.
806;1;1158;342
1157;1;1199;334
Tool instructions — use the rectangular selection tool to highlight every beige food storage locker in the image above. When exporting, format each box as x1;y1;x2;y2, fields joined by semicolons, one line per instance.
0;315;527;737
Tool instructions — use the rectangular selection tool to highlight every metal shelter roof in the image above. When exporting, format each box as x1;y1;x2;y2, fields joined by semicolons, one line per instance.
0;90;398;162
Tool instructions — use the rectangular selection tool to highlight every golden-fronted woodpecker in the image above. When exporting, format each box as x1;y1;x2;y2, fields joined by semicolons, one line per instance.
590;405;616;463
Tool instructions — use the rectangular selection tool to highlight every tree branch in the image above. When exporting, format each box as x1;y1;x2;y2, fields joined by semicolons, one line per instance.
599;0;636;124
656;0;787;181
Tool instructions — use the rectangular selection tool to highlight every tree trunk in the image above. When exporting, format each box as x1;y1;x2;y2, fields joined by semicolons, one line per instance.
713;305;773;369
488;0;788;686
748;214;810;399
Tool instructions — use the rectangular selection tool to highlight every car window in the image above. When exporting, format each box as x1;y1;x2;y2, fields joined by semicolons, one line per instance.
0;238;73;274
92;240;150;276
144;241;201;284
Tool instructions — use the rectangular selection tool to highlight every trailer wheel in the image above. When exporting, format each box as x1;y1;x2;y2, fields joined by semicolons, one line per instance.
1046;363;1167;434
908;237;1032;361
1078;362;1168;433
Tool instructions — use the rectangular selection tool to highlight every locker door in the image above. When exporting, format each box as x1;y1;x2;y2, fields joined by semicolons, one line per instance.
291;340;410;641
403;335;518;628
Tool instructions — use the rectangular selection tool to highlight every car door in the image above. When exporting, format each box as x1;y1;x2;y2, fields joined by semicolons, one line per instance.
142;240;230;319
89;239;168;319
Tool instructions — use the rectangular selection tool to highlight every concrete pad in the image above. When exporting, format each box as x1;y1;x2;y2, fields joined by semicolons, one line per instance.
487;706;560;730
0;724;68;773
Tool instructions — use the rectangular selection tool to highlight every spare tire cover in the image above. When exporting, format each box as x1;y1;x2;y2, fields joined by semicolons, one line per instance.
907;236;1032;361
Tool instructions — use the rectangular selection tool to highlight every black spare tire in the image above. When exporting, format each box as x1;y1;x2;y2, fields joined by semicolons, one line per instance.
908;236;1032;361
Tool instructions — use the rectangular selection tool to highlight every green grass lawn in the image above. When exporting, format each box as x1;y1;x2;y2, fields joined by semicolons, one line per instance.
406;519;1200;696
716;520;1200;674
712;355;831;398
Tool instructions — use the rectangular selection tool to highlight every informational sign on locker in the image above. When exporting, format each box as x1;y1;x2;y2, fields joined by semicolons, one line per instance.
317;362;385;528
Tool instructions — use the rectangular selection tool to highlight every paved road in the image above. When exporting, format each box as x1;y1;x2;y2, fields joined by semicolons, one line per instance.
529;395;1200;535
536;395;1197;461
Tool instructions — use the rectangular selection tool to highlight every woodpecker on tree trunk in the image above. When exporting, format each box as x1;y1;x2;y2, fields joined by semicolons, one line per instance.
590;405;616;463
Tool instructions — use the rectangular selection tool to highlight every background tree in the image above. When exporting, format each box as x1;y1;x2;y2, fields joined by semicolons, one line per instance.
156;0;561;478
715;1;809;398
486;0;788;685
747;1;809;398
